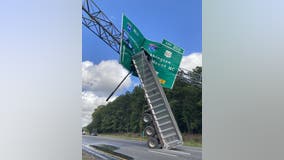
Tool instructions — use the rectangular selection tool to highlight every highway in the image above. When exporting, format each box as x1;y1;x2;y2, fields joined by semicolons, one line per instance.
83;135;202;160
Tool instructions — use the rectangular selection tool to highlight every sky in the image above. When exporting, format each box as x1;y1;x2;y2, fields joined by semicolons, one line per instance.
82;0;202;126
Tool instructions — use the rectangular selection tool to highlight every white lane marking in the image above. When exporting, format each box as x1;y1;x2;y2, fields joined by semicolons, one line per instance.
148;150;177;157
164;149;192;156
180;148;202;153
186;149;202;153
180;146;202;152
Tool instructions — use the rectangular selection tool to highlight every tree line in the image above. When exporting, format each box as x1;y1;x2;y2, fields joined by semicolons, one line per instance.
86;67;202;134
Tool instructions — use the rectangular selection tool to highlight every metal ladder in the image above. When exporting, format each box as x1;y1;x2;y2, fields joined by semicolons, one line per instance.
132;51;183;149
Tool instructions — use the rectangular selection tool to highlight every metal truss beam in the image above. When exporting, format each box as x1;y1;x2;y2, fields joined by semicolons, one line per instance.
177;68;202;88
82;0;121;53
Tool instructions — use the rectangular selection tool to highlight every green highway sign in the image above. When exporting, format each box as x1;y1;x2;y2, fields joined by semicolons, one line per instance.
120;15;145;77
120;40;134;72
162;39;184;54
122;15;145;53
119;15;184;89
143;39;183;89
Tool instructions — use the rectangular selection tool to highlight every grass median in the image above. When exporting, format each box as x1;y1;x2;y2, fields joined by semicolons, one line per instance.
82;150;97;160
97;133;202;147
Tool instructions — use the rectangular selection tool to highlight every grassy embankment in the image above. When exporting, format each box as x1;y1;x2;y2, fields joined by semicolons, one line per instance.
82;151;97;160
98;133;202;147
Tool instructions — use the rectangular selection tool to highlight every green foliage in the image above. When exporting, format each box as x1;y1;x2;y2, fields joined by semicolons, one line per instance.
87;67;202;134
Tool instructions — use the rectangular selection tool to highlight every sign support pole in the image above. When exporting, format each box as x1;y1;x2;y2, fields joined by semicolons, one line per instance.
106;71;132;101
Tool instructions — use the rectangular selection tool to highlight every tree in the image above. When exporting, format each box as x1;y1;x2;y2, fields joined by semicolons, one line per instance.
87;67;202;134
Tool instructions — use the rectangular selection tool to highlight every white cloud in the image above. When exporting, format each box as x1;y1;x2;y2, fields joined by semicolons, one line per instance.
81;91;105;127
81;91;116;127
180;53;202;71
82;60;131;127
82;60;132;97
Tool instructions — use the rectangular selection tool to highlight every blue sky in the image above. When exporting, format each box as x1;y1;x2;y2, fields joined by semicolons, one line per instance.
82;0;202;63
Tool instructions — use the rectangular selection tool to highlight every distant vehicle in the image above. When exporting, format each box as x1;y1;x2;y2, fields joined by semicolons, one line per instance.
91;132;97;136
82;130;86;135
91;129;98;136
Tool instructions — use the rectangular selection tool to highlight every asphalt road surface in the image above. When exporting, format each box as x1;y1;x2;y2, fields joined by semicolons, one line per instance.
82;135;202;160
